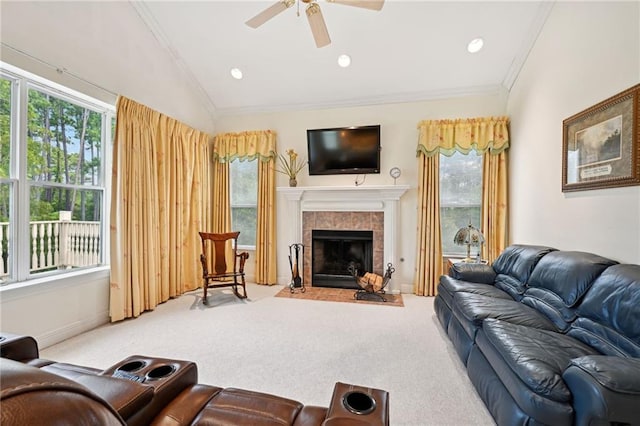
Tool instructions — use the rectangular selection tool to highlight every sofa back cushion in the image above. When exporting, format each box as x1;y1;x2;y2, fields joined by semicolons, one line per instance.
527;251;617;306
491;245;556;300
569;264;640;357
521;251;617;331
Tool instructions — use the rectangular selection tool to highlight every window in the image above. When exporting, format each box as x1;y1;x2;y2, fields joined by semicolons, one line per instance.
0;63;113;284
230;159;257;248
440;151;483;256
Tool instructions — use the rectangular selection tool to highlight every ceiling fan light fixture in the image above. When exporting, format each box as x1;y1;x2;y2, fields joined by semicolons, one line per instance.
306;2;331;48
230;68;243;80
338;54;351;67
467;37;484;53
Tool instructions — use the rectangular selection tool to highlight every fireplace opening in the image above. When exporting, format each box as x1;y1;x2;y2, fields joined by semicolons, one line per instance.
311;229;373;289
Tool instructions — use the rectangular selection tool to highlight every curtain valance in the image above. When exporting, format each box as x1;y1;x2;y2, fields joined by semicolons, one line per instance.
417;116;510;157
213;130;277;163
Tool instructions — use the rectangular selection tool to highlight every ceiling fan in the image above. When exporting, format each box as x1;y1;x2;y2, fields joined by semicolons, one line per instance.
245;0;385;48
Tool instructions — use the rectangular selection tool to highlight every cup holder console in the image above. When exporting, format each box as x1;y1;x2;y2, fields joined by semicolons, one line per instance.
326;382;389;426
343;391;377;415
110;359;178;382
104;356;196;389
102;355;198;426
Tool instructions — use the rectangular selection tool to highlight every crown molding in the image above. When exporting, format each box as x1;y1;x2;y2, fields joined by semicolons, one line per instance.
215;84;504;117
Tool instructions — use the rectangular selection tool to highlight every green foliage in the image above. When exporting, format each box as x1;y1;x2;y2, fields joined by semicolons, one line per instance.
1;85;104;221
0;79;11;179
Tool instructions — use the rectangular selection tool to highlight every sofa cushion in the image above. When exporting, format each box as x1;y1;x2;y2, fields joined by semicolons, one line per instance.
569;264;640;357
1;358;125;425
520;288;578;332
452;293;557;339
193;387;305;425
479;319;600;402
491;245;556;299
438;275;512;309
449;262;496;283
527;251;617;307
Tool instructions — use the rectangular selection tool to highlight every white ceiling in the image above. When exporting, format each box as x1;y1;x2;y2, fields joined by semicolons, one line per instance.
1;1;552;127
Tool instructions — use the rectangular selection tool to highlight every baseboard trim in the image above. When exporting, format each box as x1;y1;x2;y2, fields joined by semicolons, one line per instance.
400;283;413;294
37;311;109;349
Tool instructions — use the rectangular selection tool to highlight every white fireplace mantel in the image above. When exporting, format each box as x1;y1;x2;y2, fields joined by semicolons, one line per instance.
277;185;410;293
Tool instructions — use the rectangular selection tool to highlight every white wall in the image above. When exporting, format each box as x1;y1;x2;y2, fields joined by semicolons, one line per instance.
508;2;640;263
0;269;110;349
215;93;506;291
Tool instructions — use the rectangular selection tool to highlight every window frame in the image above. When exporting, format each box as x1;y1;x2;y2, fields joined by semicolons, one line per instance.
439;151;483;257
229;159;258;251
0;61;114;285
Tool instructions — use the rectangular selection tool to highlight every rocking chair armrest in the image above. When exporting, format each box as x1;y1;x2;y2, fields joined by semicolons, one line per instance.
236;251;249;272
199;254;208;276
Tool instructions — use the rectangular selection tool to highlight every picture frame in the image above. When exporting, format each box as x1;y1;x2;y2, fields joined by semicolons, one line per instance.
562;84;640;192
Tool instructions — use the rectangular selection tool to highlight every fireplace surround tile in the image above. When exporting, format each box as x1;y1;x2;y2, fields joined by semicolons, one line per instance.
303;211;383;287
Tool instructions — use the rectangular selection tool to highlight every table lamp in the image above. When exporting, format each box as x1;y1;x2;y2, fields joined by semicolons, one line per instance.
454;223;485;263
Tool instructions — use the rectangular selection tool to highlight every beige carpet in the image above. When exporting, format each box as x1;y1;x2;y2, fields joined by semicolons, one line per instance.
275;286;404;307
41;284;494;425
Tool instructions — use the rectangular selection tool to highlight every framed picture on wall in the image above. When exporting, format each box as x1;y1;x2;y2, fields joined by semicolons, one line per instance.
562;83;640;192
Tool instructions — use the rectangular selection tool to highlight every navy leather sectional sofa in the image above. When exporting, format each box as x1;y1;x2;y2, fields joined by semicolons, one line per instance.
434;245;640;426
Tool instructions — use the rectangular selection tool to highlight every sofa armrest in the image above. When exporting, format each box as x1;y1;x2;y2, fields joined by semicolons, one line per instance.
449;263;496;284
0;332;39;362
563;355;640;426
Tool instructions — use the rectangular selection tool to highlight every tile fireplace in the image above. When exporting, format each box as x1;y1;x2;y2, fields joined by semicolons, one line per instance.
277;185;410;294
309;221;377;289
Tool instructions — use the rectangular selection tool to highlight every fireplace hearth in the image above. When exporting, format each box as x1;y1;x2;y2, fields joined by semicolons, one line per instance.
312;230;373;289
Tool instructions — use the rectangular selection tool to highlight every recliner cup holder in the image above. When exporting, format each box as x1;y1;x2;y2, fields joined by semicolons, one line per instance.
116;360;146;372
343;391;376;415
146;364;176;380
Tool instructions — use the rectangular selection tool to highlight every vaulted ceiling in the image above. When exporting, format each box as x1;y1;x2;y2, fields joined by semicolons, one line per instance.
1;1;552;131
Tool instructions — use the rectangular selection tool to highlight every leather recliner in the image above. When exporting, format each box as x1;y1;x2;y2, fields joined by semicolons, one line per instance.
0;332;389;426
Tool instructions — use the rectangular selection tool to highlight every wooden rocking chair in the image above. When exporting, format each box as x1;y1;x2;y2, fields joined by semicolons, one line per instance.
198;231;249;305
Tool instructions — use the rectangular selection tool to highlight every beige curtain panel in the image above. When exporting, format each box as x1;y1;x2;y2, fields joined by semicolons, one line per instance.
482;150;509;263
414;116;510;296
414;154;443;296
110;96;211;322
212;131;278;285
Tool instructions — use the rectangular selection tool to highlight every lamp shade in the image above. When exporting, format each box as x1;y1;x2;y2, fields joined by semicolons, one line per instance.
454;223;485;262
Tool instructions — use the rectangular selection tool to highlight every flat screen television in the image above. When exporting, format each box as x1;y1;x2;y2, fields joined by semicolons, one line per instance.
307;125;381;175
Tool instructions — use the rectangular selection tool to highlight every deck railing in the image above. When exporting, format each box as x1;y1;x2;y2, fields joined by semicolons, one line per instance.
0;212;101;278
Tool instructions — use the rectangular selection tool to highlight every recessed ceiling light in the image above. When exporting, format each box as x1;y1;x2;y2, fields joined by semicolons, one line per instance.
467;38;484;53
230;68;243;79
338;54;351;68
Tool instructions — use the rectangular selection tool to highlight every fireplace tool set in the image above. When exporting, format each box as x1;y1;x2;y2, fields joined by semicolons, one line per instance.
348;262;395;302
288;243;305;293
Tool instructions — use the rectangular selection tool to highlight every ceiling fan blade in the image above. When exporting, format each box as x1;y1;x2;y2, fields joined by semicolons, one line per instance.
306;3;331;48
245;0;295;29
327;0;385;11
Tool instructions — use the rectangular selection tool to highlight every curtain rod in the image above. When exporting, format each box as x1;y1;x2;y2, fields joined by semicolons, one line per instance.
1;43;118;98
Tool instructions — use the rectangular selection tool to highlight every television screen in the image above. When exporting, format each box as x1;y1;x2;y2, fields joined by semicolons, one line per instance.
307;125;381;175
